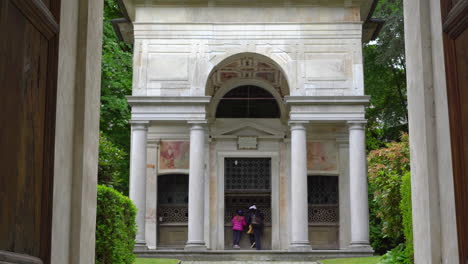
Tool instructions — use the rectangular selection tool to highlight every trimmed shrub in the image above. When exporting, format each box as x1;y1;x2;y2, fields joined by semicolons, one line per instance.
96;185;137;264
400;172;414;262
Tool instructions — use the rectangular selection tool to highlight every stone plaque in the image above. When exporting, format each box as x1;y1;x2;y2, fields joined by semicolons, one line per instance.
238;136;257;150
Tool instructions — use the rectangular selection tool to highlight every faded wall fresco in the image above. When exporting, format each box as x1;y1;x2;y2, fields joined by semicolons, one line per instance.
159;141;190;170
307;141;338;172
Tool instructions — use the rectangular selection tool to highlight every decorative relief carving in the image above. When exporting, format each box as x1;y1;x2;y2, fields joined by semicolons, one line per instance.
207;56;289;96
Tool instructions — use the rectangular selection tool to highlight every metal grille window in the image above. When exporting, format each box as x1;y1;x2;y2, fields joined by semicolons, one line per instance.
225;158;272;224
225;194;271;223
158;174;188;222
308;176;339;223
216;85;280;118
308;176;338;204
225;158;271;191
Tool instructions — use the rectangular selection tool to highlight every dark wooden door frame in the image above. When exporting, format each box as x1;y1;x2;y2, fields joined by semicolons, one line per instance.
440;0;468;263
0;0;60;263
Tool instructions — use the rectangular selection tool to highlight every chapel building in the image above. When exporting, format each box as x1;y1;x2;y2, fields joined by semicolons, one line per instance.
120;0;381;252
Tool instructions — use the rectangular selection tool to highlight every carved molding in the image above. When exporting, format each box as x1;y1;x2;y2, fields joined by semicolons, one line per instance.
0;250;43;264
207;55;289;97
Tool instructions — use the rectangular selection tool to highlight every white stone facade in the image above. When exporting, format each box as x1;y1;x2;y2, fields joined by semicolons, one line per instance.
124;0;373;252
403;0;460;262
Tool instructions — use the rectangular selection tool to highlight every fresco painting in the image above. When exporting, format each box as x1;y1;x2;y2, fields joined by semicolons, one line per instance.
307;141;337;171
159;141;190;170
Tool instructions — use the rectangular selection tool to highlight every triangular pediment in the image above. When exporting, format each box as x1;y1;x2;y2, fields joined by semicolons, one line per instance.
213;121;284;138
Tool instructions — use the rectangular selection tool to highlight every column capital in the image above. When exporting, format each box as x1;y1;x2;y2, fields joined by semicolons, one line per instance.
288;120;308;130
347;120;367;130
130;120;149;131
188;120;207;131
187;120;207;125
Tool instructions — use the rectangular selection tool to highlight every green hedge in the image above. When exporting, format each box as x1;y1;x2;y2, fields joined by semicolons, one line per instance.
96;185;137;264
400;172;413;263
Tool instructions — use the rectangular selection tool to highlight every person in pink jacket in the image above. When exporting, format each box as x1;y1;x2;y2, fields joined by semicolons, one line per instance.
231;209;247;248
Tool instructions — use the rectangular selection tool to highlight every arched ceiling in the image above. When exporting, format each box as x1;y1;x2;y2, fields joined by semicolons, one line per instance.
206;55;289;97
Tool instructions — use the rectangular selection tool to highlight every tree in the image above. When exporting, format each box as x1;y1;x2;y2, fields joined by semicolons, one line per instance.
99;0;133;194
368;133;410;254
98;133;127;188
364;0;407;150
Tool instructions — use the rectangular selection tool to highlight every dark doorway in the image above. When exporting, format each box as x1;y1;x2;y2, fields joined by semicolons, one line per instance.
216;85;280;118
157;174;189;248
307;176;339;249
224;158;272;249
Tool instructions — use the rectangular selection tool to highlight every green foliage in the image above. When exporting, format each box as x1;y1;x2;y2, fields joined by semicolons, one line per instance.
375;173;413;264
364;0;407;150
379;244;411;264
400;172;414;262
99;0;134;194
372;0;405;66
96;185;137;264
367;133;410;253
98;132;127;188
364;45;408;149
368;183;402;254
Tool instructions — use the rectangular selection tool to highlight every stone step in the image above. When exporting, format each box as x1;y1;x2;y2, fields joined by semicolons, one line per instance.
136;249;373;262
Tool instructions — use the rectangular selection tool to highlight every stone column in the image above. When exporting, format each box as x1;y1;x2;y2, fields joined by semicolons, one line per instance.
185;121;207;251
289;121;312;251
129;121;149;249
337;135;351;249
348;121;371;250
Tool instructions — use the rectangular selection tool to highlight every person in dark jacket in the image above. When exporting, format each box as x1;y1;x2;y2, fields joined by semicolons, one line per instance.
245;204;264;250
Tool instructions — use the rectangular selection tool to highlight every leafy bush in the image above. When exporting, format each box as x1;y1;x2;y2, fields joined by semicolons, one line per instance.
368;133;410;253
98;132;127;188
400;172;413;262
379;244;410;264
96;185;137;264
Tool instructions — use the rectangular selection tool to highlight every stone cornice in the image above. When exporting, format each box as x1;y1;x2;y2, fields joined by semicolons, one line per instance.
123;0;374;20
284;96;370;105
126;96;211;106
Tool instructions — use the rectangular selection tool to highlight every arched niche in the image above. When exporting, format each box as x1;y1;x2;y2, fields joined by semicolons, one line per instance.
205;52;290;98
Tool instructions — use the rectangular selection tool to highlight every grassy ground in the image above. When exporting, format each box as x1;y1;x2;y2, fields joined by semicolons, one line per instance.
134;258;180;264
319;256;381;264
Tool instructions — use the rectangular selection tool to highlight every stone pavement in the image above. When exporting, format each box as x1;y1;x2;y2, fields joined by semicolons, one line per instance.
181;261;319;264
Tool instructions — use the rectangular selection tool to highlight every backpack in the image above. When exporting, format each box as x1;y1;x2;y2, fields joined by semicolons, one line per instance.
251;213;263;227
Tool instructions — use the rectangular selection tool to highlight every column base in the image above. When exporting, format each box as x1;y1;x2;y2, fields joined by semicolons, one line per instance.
134;240;148;251
185;241;207;251
349;242;374;252
288;241;312;251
